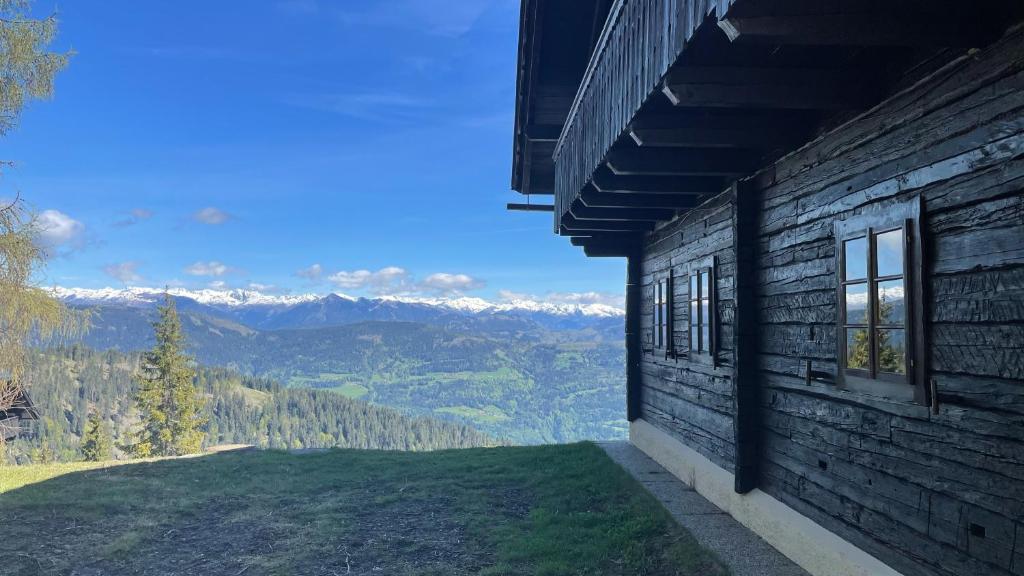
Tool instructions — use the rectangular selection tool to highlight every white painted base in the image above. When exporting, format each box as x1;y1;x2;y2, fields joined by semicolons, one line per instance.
630;419;905;576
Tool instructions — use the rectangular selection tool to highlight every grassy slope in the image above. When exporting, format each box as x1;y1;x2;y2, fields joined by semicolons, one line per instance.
0;443;725;576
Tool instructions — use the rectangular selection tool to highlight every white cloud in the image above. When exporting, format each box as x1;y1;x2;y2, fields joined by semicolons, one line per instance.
185;261;230;277
420;272;484;295
295;263;323;281
114;208;154;227
102;261;143;283
208;280;228;289
498;289;624;308
328;266;410;294
37;209;86;250
192;207;232;225
247;282;278;292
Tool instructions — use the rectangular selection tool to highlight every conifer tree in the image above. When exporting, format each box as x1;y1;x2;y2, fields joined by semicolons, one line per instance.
0;0;74;425
80;410;111;461
131;293;206;457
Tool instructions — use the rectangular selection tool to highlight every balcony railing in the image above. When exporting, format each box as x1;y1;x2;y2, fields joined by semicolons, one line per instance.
553;0;726;230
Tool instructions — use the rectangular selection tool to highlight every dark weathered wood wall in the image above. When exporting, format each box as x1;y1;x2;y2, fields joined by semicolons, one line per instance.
639;192;738;472
638;27;1024;576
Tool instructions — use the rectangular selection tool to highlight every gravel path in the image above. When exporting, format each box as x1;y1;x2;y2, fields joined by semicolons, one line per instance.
599;441;809;576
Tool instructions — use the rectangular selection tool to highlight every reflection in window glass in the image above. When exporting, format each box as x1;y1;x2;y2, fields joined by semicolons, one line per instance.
876;279;904;325
701;325;709;350
877;329;906;374
700;300;709;326
844;237;868;280
844;283;869;325
690;326;699;351
875;229;903;277
690;276;698;299
846;328;870;370
700;271;709;295
690;301;698;326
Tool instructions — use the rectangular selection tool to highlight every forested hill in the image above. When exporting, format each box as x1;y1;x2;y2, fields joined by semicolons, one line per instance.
59;302;628;444
4;347;494;464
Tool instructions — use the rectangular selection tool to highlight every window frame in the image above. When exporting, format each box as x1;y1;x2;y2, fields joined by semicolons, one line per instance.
652;271;674;356
834;197;927;404
686;256;717;363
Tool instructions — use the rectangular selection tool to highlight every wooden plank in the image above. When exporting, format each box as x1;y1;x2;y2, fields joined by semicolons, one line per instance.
506;203;554;212
718;13;1005;48
662;66;874;111
629;112;805;148
591;166;724;195
570;204;675;222
605;147;756;176
580;189;702;209
560;216;655;232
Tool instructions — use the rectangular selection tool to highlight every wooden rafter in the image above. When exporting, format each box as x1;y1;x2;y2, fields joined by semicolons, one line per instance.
661;66;875;111
606;147;756;177
591;166;723;195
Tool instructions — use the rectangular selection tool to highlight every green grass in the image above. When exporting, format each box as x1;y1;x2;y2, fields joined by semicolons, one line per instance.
435;404;511;423
0;443;725;576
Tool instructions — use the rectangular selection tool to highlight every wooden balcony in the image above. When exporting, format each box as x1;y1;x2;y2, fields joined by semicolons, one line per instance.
552;0;728;236
544;0;1021;254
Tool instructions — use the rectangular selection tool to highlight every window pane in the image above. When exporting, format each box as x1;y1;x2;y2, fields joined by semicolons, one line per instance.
844;283;869;325
844;237;868;281
701;325;710;352
700;270;709;295
661;324;668;349
876;279;905;326
690;275;698;300
690;326;699;351
875;229;904;278
690;301;698;326
845;328;870;370
700;299;709;327
877;329;906;375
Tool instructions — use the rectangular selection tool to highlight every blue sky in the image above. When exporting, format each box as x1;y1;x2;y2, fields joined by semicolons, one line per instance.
3;0;625;306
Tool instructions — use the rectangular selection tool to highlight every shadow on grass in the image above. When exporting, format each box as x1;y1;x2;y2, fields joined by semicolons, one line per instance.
0;443;726;576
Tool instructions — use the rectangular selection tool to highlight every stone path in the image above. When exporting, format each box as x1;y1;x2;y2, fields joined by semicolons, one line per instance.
598;441;809;576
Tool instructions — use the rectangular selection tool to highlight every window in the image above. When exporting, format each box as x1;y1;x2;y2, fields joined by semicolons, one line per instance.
689;268;713;354
835;198;925;403
653;275;673;352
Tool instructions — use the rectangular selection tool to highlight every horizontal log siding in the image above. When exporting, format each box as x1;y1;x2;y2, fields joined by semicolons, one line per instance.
750;28;1024;576
552;0;723;229
639;194;738;472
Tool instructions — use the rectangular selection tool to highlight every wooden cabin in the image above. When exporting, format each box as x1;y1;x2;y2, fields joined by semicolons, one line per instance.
511;2;1024;575
0;389;39;442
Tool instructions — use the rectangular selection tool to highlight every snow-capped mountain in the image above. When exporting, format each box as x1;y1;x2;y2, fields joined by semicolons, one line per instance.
53;286;624;332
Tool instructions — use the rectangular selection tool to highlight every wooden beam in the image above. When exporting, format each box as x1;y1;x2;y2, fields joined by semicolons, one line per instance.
506;203;554;212
731;179;761;494
570;204;675;222
717;13;1001;49
581;189;701;209
591;166;722;195
661;66;874;111
584;245;635;257
606;147;755;177
628;113;805;149
560;216;654;232
569;232;642;247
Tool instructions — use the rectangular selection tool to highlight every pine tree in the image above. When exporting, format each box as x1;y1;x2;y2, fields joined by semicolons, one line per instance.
131;293;206;457
80;410;111;461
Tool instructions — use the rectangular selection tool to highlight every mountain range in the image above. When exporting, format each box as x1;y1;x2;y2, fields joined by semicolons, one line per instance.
47;286;628;443
54;286;624;332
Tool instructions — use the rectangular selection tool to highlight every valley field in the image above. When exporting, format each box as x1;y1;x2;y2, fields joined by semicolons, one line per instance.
0;443;724;576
